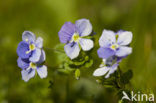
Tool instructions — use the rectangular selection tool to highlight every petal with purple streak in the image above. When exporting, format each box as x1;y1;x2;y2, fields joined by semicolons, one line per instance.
29;48;41;63
64;42;80;59
35;37;43;48
22;31;36;42
97;47;115;59
115;46;132;57
37;65;47;78
117;31;132;45
58;22;76;43
79;38;94;51
21;69;36;82
37;50;46;64
17;41;31;59
17;57;30;69
75;19;92;37
99;29;116;47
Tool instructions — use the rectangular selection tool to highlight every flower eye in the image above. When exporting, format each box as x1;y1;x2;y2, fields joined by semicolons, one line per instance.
29;44;35;51
72;33;80;42
29;62;36;69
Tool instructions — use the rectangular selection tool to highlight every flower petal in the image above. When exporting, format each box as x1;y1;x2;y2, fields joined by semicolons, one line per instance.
22;31;36;42
105;64;118;78
97;47;115;59
58;22;75;43
21;69;35;82
79;38;94;51
117;31;132;45
29;48;41;63
17;41;31;59
99;29;116;47
93;67;110;76
17;58;30;69
37;65;47;78
64;42;80;59
75;19;92;37
115;46;132;57
35;37;43;48
37;50;46;64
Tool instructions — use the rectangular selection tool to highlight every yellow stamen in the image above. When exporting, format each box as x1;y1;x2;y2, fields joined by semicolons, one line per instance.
29;62;36;69
29;44;35;50
25;38;29;42
72;33;80;42
110;44;119;50
26;44;35;54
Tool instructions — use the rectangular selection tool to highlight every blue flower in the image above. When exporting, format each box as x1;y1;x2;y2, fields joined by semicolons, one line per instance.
17;31;43;63
17;50;47;82
93;56;121;78
58;19;94;59
17;31;47;82
97;29;133;59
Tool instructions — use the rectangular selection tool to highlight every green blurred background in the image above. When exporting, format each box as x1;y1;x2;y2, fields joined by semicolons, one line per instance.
0;0;156;102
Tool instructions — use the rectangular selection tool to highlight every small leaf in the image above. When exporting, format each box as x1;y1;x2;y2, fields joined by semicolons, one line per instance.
120;69;133;85
84;59;93;68
75;69;80;80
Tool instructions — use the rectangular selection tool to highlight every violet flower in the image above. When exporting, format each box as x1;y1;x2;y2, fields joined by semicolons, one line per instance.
97;29;132;59
58;19;94;59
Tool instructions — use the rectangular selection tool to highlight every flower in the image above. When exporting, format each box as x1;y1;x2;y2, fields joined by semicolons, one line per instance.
17;55;47;82
17;31;47;82
97;29;133;59
58;19;94;59
93;56;121;78
17;31;43;63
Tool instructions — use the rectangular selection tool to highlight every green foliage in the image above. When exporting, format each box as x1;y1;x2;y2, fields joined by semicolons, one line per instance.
120;69;133;85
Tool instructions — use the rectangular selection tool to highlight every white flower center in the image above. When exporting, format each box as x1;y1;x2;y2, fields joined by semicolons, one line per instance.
72;32;80;42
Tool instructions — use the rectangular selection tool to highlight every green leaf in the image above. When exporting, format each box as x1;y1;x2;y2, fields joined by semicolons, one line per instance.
84;59;93;68
120;69;133;85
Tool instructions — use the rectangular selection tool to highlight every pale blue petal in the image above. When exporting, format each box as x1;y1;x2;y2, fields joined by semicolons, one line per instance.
99;29;116;47
115;46;132;57
35;37;43;48
79;38;94;51
93;67;110;76
75;19;92;37
22;31;36;42
64;42;80;59
117;31;132;46
17;41;31;59
105;64;118;78
58;22;75;43
97;47;115;59
29;48;41;63
21;69;35;82
37;65;47;78
17;57;29;69
37;50;46;64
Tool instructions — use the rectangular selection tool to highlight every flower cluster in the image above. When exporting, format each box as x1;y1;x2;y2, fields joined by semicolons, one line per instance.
17;19;133;82
17;31;47;82
58;19;94;59
93;30;133;78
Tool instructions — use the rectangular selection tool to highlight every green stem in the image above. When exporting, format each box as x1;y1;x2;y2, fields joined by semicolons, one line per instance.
43;47;65;53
